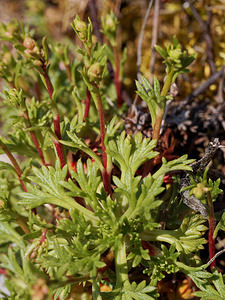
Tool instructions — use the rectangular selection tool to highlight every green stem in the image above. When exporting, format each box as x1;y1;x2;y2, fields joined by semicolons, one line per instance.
161;69;174;97
49;196;99;225
91;267;102;300
141;229;183;252
152;69;174;141
114;236;129;289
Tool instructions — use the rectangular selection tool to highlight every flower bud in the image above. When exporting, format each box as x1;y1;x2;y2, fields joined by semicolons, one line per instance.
23;37;35;50
192;183;209;199
88;62;102;82
73;18;87;39
2;52;13;64
105;15;116;32
33;60;42;67
192;186;203;199
75;19;87;33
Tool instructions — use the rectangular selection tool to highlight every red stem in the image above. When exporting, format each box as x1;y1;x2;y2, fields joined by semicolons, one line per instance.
114;47;122;108
0;141;27;192
29;131;46;166
42;64;66;168
65;64;72;83
42;64;53;100
53;113;62;140
23;111;47;166
83;88;91;120
10;81;16;89
34;81;41;102
0;268;7;275
208;191;216;270
53;138;66;169
40;228;47;243
93;84;111;195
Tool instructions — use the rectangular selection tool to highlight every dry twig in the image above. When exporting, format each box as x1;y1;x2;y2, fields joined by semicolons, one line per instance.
187;0;216;75
149;0;160;84
137;0;154;81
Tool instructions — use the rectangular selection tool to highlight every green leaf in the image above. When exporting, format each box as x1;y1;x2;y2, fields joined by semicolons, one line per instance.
61;131;103;171
0;221;25;248
153;155;194;179
153;77;160;98
214;211;225;238
143;214;207;253
42;36;49;61
19;162;98;224
155;45;167;59
0;161;16;173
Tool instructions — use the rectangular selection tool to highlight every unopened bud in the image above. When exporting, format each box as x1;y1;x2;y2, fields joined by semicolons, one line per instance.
192;187;203;199
2;52;12;64
73;18;87;39
88;62;102;82
105;15;116;32
33;60;42;67
192;183;209;199
75;19;87;33
23;37;35;50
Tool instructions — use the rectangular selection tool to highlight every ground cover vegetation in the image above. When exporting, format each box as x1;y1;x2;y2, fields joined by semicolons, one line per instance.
0;0;224;299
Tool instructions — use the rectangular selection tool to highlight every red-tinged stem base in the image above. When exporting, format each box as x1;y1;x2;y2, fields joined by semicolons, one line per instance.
0;141;27;192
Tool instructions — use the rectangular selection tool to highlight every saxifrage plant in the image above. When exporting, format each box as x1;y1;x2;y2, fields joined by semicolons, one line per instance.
0;12;224;300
